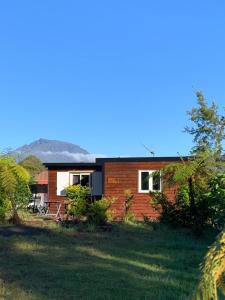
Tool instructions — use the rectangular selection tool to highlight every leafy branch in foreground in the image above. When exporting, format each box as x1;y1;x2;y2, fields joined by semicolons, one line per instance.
191;230;225;300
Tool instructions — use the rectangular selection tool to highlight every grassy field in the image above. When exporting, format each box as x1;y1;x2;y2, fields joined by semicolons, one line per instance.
0;216;218;300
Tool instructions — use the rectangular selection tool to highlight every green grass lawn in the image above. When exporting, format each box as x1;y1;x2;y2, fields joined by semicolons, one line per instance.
0;218;218;300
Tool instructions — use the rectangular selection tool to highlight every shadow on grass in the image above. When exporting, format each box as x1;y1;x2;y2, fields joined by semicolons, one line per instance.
0;222;217;300
0;224;50;237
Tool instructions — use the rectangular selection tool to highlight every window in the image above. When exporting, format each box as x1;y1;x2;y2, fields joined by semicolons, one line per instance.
138;170;161;193
70;173;90;187
141;172;150;191
72;174;80;185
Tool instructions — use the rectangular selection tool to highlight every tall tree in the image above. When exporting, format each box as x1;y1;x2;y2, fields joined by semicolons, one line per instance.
153;92;225;233
185;91;225;155
168;91;225;298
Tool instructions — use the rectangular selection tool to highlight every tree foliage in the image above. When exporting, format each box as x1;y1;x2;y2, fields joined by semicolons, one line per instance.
87;197;114;225
0;155;31;223
64;184;114;224
19;155;45;182
156;91;225;298
152;151;225;233
65;185;90;220
205;173;225;230
154;92;225;233
191;230;225;300
185;91;225;154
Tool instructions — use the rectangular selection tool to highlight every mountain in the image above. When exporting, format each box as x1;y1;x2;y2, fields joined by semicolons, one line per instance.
13;138;100;163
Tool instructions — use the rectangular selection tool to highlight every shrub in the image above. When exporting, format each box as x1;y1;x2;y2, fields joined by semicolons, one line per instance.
151;174;225;233
123;189;134;222
123;211;136;224
142;215;160;229
150;190;196;228
65;185;90;220
66;198;86;219
206;173;225;230
87;197;114;225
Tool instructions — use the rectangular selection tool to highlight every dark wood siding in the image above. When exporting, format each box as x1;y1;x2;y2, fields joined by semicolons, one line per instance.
103;162;176;220
48;169;65;214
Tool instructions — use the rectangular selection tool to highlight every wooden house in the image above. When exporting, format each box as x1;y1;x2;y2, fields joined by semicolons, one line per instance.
45;157;187;220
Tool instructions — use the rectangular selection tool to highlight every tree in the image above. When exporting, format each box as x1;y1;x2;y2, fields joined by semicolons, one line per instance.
152;92;225;232
161;91;225;298
185;91;225;155
160;151;222;232
0;155;31;224
19;155;45;182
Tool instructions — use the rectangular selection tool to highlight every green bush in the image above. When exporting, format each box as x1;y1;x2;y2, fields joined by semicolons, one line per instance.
66;198;87;218
151;189;207;232
123;211;136;224
151;173;225;232
87;197;114;225
65;186;115;224
65;185;90;219
206;173;225;229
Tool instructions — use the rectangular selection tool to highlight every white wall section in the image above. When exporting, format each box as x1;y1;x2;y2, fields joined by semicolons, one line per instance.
57;172;69;196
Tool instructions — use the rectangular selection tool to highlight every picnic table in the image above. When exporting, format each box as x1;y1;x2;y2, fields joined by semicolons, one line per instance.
37;201;62;220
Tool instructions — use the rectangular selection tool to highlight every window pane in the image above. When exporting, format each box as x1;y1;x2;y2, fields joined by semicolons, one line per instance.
73;175;80;185
152;171;161;191
141;172;149;190
80;174;90;187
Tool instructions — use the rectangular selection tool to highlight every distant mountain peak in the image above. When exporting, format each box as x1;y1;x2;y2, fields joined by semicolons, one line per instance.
16;138;89;154
13;138;99;163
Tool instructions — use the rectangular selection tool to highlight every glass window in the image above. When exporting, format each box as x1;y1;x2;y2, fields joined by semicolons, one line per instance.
139;170;161;193
141;172;149;191
152;171;161;191
80;174;90;187
72;173;90;187
73;175;80;185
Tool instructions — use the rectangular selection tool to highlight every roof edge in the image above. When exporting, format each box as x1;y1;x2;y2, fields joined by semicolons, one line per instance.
96;156;190;163
44;162;101;168
43;156;190;168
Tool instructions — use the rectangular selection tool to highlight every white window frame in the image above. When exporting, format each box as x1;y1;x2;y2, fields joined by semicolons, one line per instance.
69;172;92;187
138;170;162;193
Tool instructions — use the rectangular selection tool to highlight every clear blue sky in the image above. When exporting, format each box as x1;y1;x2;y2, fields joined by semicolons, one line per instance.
0;1;225;157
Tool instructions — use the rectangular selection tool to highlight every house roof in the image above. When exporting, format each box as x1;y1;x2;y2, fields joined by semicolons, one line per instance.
44;156;189;168
44;162;102;169
96;156;190;163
